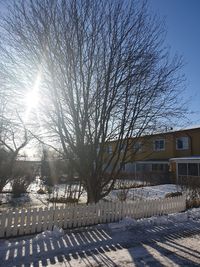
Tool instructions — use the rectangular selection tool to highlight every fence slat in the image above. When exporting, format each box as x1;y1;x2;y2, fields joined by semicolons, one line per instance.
31;208;38;234
0;195;186;238
42;207;49;232
12;209;20;236
0;210;7;237
48;207;54;230
6;211;14;237
24;209;31;235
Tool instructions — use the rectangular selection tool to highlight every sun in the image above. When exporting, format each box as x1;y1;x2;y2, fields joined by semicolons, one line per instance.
24;73;41;122
24;90;39;109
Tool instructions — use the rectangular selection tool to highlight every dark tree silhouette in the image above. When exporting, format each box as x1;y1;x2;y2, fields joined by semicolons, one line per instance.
0;0;186;202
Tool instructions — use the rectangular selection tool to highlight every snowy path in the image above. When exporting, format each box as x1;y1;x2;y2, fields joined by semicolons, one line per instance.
1;212;200;266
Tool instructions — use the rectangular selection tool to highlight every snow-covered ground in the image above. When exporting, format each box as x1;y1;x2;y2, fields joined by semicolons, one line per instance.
1;207;200;266
0;178;87;209
0;181;181;210
0;180;198;266
106;184;181;201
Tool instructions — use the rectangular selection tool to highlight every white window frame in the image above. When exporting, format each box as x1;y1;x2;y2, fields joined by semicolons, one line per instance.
154;139;165;151
107;145;112;154
176;136;189;150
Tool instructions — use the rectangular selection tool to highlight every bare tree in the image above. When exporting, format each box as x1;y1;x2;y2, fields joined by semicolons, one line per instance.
0;113;30;183
0;88;31;190
0;0;186;202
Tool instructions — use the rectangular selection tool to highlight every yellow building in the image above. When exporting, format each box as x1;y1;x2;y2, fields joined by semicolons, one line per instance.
130;126;200;160
105;126;200;182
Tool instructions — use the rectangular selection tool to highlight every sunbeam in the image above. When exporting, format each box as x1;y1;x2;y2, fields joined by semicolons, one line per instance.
24;72;41;122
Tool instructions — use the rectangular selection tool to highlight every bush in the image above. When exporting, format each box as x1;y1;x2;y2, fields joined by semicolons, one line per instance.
0;149;13;192
116;189;130;201
11;176;31;197
37;188;46;194
10;161;35;197
186;198;200;209
165;192;182;198
178;184;200;209
48;196;78;204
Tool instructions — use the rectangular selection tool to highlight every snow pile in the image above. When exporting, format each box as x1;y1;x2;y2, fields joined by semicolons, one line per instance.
109;207;200;231
34;226;64;241
168;212;188;223
109;217;138;230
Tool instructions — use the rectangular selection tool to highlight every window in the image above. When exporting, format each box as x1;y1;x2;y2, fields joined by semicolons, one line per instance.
178;163;199;176
188;163;198;176
176;137;189;150
152;164;168;172
178;163;187;175
133;142;142;152
120;162;126;171
154;139;165;151
136;164;146;172
119;143;126;152
107;145;112;154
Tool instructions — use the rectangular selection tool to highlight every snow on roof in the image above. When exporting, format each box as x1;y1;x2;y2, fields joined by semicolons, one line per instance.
179;124;200;130
172;124;200;132
170;156;200;162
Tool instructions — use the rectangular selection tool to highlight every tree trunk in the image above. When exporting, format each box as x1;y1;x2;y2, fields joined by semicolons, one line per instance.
86;182;101;204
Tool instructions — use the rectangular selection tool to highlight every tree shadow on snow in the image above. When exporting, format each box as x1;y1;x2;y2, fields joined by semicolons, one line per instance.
1;220;200;266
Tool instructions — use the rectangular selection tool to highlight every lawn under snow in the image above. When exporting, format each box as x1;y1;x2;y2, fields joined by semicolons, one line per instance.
0;181;181;210
106;184;180;201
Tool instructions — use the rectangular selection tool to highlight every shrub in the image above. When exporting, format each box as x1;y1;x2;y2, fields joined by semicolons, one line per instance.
186;198;200;209
115;179;145;190
116;189;130;202
48;196;78;204
165;192;182;198
11;162;34;197
37;188;46;194
0;149;13;192
11;176;31;197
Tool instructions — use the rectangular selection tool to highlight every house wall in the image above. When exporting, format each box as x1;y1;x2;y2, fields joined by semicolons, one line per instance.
103;127;200;176
128;127;200;161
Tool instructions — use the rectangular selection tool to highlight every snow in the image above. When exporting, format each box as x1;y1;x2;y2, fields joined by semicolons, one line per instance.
34;226;65;241
107;184;180;201
107;207;200;233
0;178;87;209
1;207;200;266
1;179;182;211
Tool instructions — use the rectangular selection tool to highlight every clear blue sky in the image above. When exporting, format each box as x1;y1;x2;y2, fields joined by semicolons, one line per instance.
149;0;200;125
0;0;199;126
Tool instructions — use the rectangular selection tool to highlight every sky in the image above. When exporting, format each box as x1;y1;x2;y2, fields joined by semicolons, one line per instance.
1;0;198;127
0;0;199;159
149;0;200;126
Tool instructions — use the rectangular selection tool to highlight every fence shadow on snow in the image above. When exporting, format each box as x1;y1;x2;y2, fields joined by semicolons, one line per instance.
1;219;200;266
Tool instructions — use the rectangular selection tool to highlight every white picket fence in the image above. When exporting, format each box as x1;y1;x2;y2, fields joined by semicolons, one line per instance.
0;195;186;238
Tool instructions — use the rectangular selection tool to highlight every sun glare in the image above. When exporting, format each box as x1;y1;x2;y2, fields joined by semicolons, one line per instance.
24;73;41;122
25;90;39;108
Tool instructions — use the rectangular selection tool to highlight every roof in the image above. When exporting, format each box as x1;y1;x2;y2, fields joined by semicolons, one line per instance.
145;125;200;138
170;156;200;163
129;125;200;141
101;125;200;143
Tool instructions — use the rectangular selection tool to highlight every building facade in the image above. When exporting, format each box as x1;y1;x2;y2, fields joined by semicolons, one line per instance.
105;126;200;182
